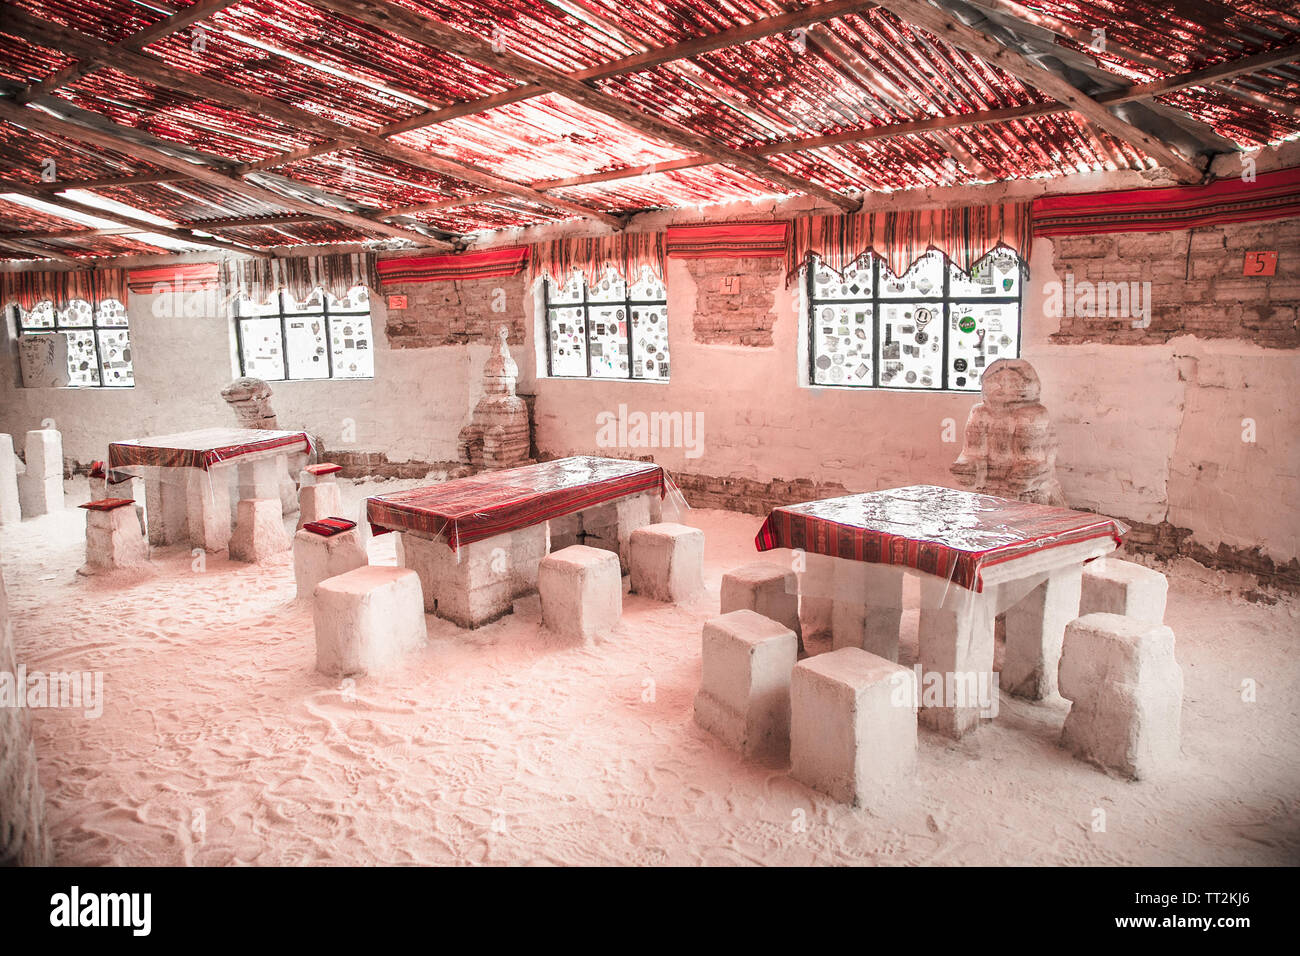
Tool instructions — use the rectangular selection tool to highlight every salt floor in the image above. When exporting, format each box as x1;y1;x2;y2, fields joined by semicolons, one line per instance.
3;477;1297;866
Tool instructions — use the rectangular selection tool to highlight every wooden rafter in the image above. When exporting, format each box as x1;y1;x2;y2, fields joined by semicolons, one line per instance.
2;9;622;230
0;237;82;263
306;0;862;211
30;172;193;192
872;0;1204;182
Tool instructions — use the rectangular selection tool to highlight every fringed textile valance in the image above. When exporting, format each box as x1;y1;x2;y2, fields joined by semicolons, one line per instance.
786;202;1033;284
528;232;666;288
126;263;220;294
1031;165;1300;236
223;252;377;304
665;220;788;258
1;267;128;311
376;246;529;285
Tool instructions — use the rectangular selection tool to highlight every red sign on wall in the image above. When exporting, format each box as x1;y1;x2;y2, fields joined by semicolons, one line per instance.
1243;251;1277;276
387;294;409;309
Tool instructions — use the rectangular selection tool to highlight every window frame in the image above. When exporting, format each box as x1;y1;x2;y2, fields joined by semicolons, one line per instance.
233;288;374;382
542;270;669;382
806;250;1025;393
13;299;133;388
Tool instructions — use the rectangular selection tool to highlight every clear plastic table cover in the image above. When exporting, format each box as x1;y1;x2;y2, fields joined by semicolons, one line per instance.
367;455;687;549
106;428;316;487
756;484;1127;592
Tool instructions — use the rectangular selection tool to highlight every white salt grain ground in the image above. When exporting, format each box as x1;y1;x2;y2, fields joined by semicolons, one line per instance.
3;476;1298;866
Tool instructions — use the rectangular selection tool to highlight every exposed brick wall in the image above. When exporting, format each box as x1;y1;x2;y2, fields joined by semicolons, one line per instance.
320;449;462;480
1049;217;1300;348
688;256;782;347
381;273;527;348
0;568;52;866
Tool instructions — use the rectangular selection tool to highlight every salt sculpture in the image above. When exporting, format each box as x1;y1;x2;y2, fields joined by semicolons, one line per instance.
220;377;279;429
950;359;1066;507
457;326;533;472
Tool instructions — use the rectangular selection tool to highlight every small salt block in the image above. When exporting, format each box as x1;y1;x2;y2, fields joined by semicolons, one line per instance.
304;517;357;537
306;463;343;476
79;497;136;512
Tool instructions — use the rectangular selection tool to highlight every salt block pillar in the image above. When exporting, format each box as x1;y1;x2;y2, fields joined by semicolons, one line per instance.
578;492;652;571
296;481;343;530
229;498;289;563
400;532;515;627
313;565;427;678
1080;558;1168;624
790;647;918;806
831;560;904;661
537;544;622;643
185;467;232;552
293;527;368;600
237;454;285;502
1002;565;1083;700
1058;613;1183;779
507;523;549;596
17;429;63;517
917;576;998;738
694;609;798;759
0;434;21;525
798;551;835;642
82;501;149;571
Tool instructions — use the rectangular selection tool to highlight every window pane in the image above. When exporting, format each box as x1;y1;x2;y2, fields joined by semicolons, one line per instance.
329;313;374;379
58;299;94;328
95;299;129;327
586;268;627;304
878;302;941;388
547;307;587;376
97;328;133;386
284;314;330;379
64;330;100;385
810;257;873;300
950;248;1021;298
631;303;669;380
21;302;54;329
948;303;1018;391
547;273;583;305
628;268;666;301
587;304;628;378
880;251;944;299
240;317;286;380
811;303;873;386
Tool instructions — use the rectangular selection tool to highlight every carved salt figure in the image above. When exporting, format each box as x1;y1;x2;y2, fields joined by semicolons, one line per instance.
458;327;533;472
950;359;1066;507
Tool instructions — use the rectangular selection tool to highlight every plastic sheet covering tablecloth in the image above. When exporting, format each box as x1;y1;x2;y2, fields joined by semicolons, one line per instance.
367;456;683;549
107;428;315;484
755;484;1127;592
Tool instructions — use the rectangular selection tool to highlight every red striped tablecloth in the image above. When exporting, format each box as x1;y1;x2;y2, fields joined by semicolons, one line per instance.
108;428;314;478
756;484;1127;592
367;456;672;549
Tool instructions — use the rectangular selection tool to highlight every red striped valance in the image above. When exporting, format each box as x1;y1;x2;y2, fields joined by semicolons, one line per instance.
665;220;788;258
377;246;529;286
787;202;1032;284
126;263;220;294
226;253;376;302
528;232;665;288
1032;165;1300;236
1;266;128;311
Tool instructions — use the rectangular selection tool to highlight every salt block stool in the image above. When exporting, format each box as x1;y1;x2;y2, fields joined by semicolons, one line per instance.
694;609;798;759
790;647;918;806
537;544;622;643
313;565;427;678
720;562;801;639
300;462;342;486
18;428;63;517
296;481;343;530
1058;612;1183;780
293;525;368;600
1080;557;1168;624
229;498;289;563
79;497;148;570
629;522;704;603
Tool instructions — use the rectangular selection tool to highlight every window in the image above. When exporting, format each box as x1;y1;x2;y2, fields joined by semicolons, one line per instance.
15;298;133;387
233;286;374;380
807;248;1023;391
543;268;669;381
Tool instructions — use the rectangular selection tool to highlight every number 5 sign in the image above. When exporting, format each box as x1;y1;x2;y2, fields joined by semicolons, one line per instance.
1243;251;1277;276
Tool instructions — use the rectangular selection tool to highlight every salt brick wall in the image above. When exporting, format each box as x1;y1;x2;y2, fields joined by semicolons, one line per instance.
382;273;527;348
688;257;781;346
0;565;52;865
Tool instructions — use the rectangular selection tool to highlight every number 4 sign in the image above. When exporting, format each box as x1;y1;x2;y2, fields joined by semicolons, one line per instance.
1243;251;1277;276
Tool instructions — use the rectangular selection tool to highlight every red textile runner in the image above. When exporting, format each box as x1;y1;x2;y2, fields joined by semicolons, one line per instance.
79;497;135;512
755;484;1127;592
304;517;356;536
1;267;128;311
108;427;314;475
126;263;220;294
377;246;529;286
665;221;788;259
786;202;1032;284
528;233;666;288
367;456;670;549
1031;166;1300;236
